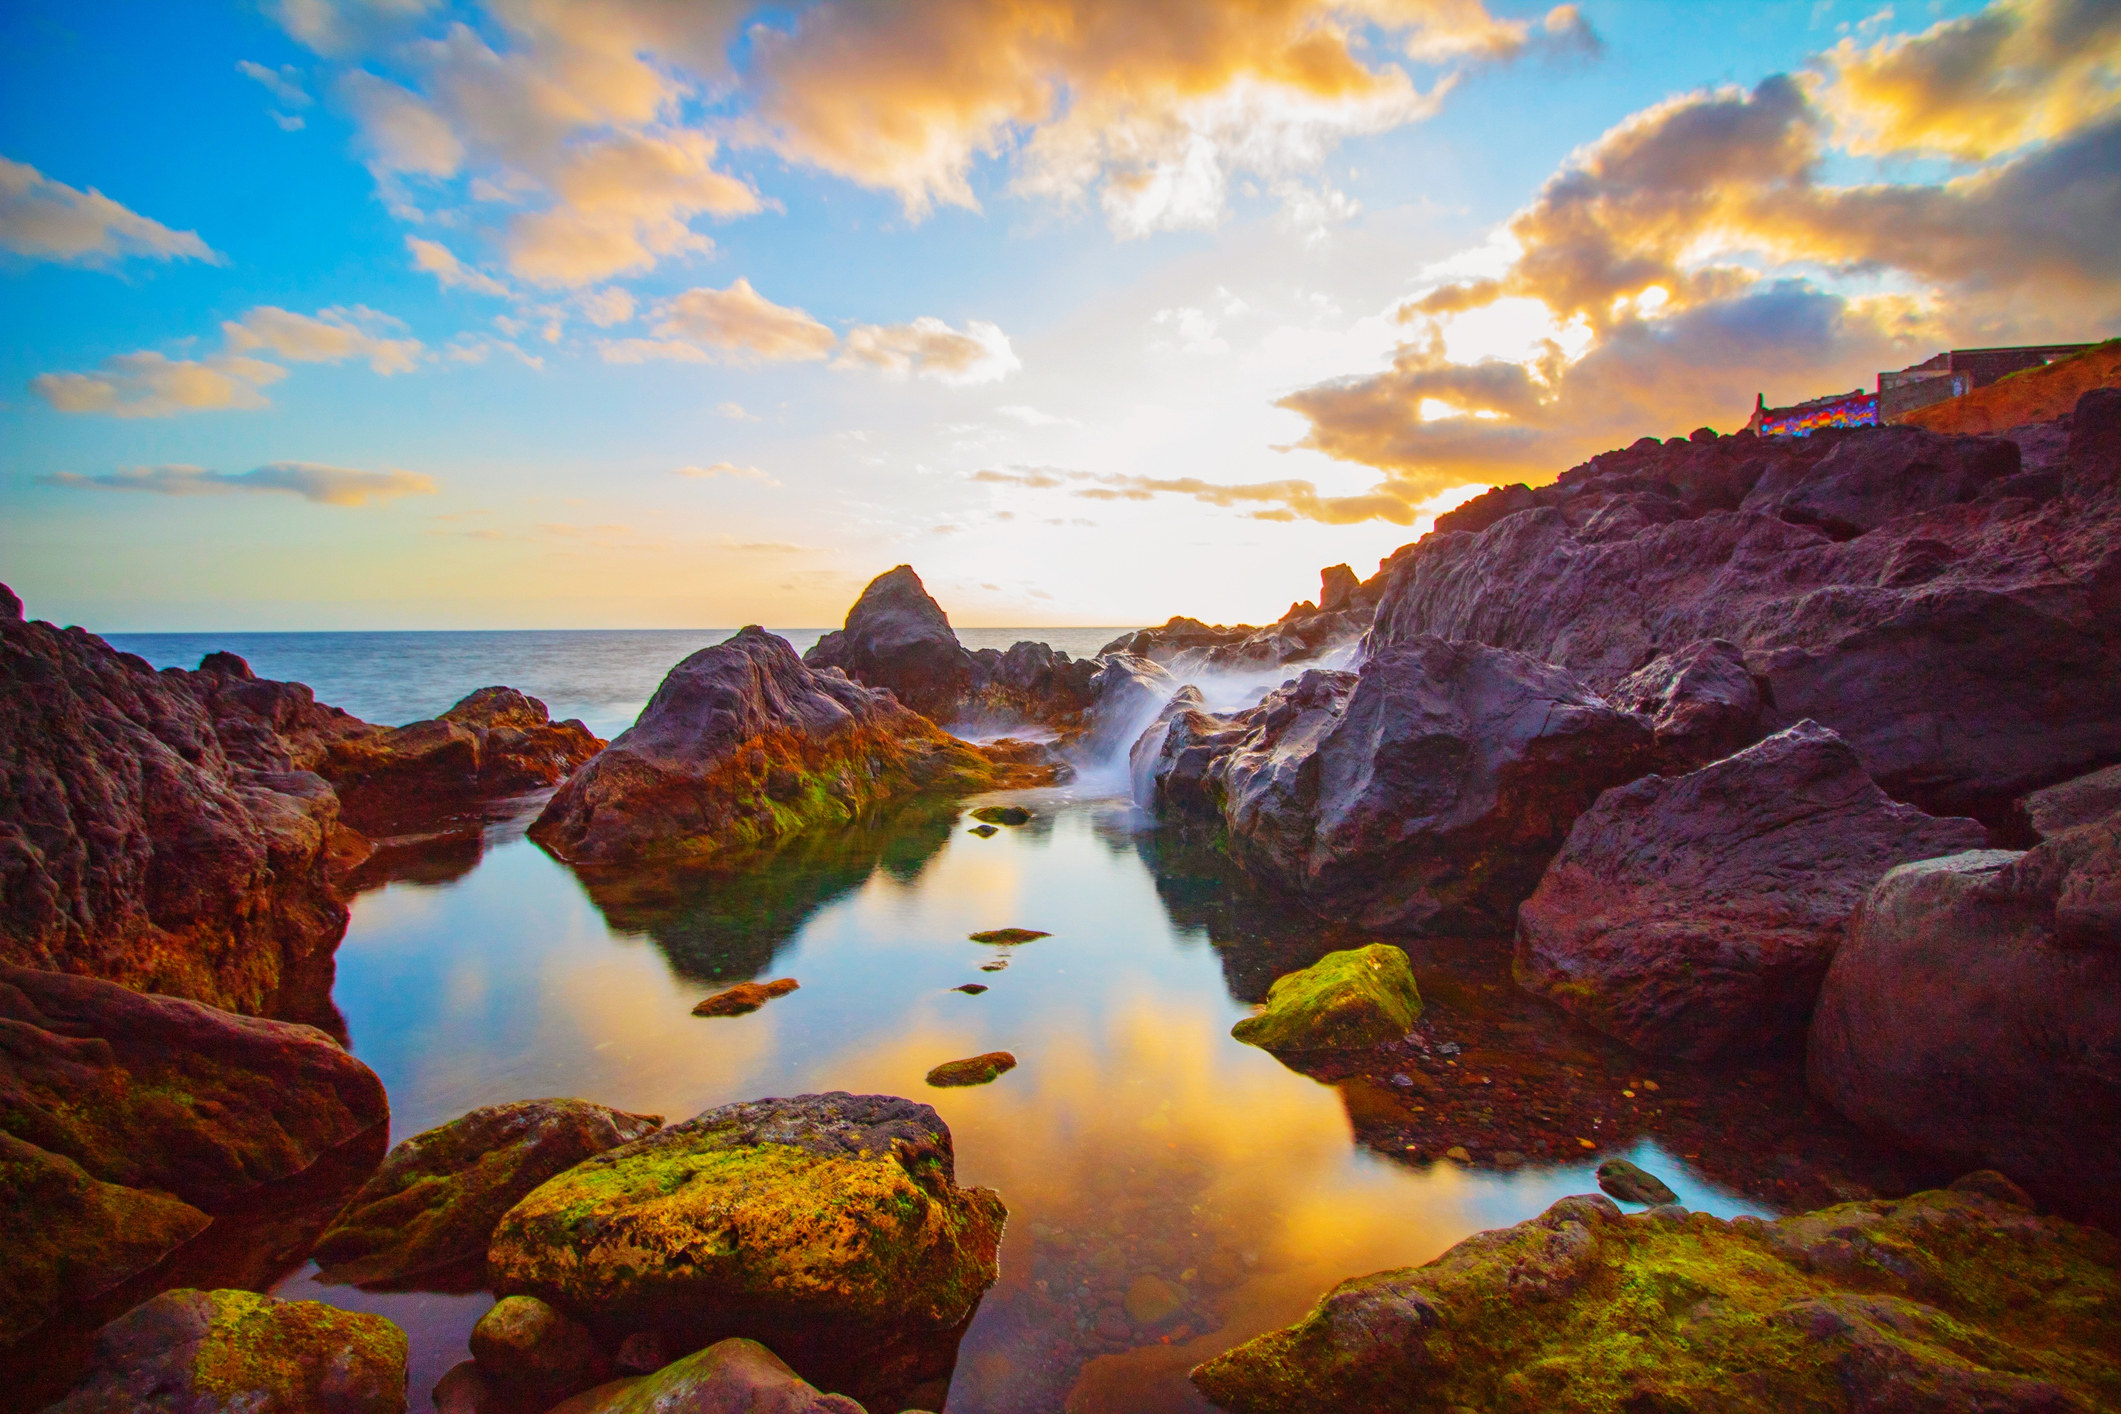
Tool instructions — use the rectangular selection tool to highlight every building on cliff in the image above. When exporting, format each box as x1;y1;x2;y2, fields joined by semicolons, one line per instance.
1878;344;2100;422
1747;387;1878;437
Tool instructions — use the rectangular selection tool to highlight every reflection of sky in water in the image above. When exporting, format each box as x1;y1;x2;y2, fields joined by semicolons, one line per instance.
286;799;1771;1413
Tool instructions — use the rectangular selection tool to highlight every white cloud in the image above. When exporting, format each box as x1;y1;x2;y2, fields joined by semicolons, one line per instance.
576;286;636;326
714;400;757;420
653;279;836;361
837;316;1021;384
0;156;221;267
31;353;286;417
40;461;436;506
675;461;779;484
222;305;424;373
237;59;313;109
407;235;511;296
597;336;712;364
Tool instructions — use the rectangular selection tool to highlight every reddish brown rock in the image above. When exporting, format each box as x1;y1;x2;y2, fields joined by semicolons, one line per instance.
1142;637;1655;934
531;628;1033;866
692;977;799;1016
2021;763;2121;839
1808;824;2121;1215
0;602;349;1016
1609;638;1765;771
1516;722;1987;1062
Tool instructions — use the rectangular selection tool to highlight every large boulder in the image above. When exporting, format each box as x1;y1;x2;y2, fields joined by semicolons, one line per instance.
588;1338;861;1414
1607;637;1764;771
487;1092;1005;1408
1768;425;2020;539
1141;638;1655;934
1809;820;2121;1214
1230;944;1420;1053
0;601;350;1017
44;1288;408;1414
2021;762;2121;839
1191;1181;2121;1414
1516;723;1987;1062
1102;562;1386;675
529;628;1024;866
802;566;977;723
312;1099;662;1288
1364;420;2121;822
1081;652;1178;760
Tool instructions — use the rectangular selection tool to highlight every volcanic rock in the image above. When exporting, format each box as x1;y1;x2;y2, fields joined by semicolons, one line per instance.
0;602;350;1016
693;978;799;1016
1608;638;1764;771
529;628;1024;866
1769;426;2020;539
2066;384;2121;494
1191;1183;2121;1413
926;1052;1017;1087
970;805;1031;826
487;1092;1005;1407
1141;637;1655;934
804;566;978;722
1081;652;1178;758
1515;722;1987;1062
1230;944;1420;1053
44;1288;409;1414
1809;824;2121;1213
969;928;1048;945
1595;1158;1678;1206
469;1295;600;1403
1102;563;1386;675
311;1099;661;1288
588;1338;862;1414
1364;420;2121;822
2021;763;2121;838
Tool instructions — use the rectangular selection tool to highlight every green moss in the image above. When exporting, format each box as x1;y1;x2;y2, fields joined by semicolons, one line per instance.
925;1053;1018;1087
969;928;1050;945
189;1290;408;1408
1192;1187;2121;1414
1231;944;1420;1052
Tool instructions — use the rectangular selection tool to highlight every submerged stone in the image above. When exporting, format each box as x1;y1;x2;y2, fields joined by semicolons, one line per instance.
487;1092;1004;1408
970;806;1032;826
1124;1273;1186;1328
1191;1181;2121;1414
1231;944;1420;1053
968;824;999;837
927;1052;1018;1087
952;983;989;995
969;928;1050;945
1595;1158;1679;1206
692;977;799;1017
312;1099;661;1288
46;1288;409;1414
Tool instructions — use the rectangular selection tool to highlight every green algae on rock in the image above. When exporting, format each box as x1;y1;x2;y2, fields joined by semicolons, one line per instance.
1190;1176;2121;1414
581;1337;861;1414
970;806;1032;826
926;1052;1017;1087
1231;944;1420;1052
45;1287;408;1414
1595;1157;1678;1206
312;1099;662;1289
467;1294;600;1402
969;928;1050;945
486;1092;1005;1409
692;977;799;1016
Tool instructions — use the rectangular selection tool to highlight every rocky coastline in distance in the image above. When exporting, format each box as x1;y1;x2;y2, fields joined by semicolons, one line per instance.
3;376;2119;1411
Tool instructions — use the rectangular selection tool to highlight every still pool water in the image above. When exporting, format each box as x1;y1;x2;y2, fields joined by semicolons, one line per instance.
270;779;1774;1414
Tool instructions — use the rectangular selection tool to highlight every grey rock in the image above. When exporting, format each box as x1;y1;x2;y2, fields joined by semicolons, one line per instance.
1596;1158;1679;1206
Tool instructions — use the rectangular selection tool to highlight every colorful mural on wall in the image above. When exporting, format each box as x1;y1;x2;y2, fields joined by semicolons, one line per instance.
1750;389;1879;437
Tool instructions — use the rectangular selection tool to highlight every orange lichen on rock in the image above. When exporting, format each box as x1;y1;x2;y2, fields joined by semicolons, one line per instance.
1904;339;2121;435
693;978;800;1017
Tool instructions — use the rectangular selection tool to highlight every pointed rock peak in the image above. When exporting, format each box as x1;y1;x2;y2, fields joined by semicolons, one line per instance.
1320;564;1359;611
849;565;954;636
0;583;20;621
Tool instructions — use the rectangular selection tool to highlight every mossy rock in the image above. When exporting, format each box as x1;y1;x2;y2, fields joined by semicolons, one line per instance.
1230;944;1420;1052
969;806;1032;826
591;1338;861;1413
312;1099;662;1288
693;978;799;1017
45;1288;408;1413
487;1092;1004;1406
1190;1176;2121;1413
926;1052;1017;1087
0;1131;211;1349
969;928;1050;945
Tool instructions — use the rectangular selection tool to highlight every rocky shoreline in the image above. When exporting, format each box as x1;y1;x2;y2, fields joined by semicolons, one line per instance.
5;383;2119;1411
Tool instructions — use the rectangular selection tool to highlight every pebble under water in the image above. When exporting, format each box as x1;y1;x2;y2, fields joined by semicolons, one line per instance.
257;776;1890;1414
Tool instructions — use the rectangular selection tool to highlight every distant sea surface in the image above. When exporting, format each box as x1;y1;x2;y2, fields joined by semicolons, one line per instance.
107;628;1136;739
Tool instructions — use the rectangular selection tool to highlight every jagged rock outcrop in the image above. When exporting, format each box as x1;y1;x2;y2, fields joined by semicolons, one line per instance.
532;627;1036;865
44;1288;408;1414
0;964;388;1354
1;600;350;1016
1082;652;1177;759
1607;637;1765;772
805;565;1096;727
2022;762;2121;839
1103;564;1386;674
1367;409;2121;821
312;1099;663;1288
1141;637;1654;933
1191;1179;2121;1414
1809;810;2121;1214
1516;723;1987;1062
487;1092;1004;1410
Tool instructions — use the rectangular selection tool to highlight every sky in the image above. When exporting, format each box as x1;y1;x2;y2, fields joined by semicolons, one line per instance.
2;0;2116;630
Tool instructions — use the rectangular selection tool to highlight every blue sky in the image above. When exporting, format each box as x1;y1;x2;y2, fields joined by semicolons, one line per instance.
3;0;2112;629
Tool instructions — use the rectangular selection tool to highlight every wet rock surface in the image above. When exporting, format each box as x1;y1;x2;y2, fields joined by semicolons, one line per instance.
2022;762;2121;839
926;1052;1018;1087
584;1338;862;1414
1102;563;1386;674
45;1287;409;1414
311;1099;662;1289
530;628;1035;866
692;977;799;1016
1192;1180;2121;1414
1516;722;1987;1061
1607;637;1764;772
1144;637;1654;934
1595;1158;1677;1206
487;1092;1005;1410
1230;944;1420;1053
1810;823;2121;1218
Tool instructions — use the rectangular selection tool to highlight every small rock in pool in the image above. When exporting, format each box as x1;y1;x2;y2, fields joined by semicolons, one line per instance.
968;824;999;837
953;984;989;995
971;806;1032;826
927;1052;1018;1087
1445;1146;1472;1163
980;962;1008;972
1493;1150;1527;1168
693;978;799;1017
1125;1273;1185;1327
1597;1157;1679;1206
970;928;1051;945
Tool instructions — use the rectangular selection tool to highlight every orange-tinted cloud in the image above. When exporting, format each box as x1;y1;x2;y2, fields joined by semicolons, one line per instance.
837;317;1021;385
651;279;836;362
0;156;222;268
31;352;288;417
40;461;436;505
222;305;425;373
